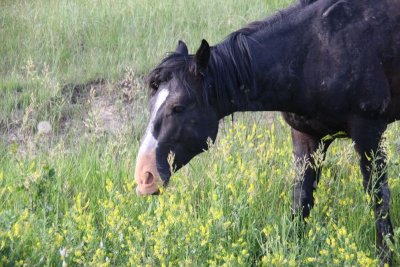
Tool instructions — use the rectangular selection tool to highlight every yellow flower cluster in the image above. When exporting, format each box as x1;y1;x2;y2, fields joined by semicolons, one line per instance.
0;118;399;265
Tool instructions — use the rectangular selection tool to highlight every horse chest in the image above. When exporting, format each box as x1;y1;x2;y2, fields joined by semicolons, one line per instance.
387;67;400;122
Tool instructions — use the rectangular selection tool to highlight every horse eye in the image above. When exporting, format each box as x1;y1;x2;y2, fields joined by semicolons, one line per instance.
150;82;159;92
172;105;185;114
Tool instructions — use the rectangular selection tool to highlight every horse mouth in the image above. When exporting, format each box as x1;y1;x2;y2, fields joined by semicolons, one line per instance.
134;150;166;195
135;186;161;196
135;174;164;195
135;168;173;196
135;167;171;196
135;172;170;196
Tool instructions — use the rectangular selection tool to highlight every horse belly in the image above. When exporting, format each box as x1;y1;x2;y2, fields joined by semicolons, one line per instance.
282;112;347;137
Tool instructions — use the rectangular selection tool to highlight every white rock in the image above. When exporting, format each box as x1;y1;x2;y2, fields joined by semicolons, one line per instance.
37;121;52;135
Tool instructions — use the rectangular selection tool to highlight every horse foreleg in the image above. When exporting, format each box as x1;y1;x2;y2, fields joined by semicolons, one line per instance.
349;116;394;266
291;128;331;219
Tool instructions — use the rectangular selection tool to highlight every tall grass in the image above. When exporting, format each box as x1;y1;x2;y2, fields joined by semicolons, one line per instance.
0;0;399;266
0;0;292;81
1;115;399;265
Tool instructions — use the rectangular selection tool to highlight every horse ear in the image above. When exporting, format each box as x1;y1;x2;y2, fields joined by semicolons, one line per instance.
176;40;188;55
191;39;210;75
322;0;355;32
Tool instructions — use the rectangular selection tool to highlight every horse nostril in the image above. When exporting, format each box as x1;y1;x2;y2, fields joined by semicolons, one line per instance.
143;171;154;185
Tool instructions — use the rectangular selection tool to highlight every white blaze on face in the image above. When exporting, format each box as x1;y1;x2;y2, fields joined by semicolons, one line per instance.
135;86;170;195
138;87;170;155
139;88;169;154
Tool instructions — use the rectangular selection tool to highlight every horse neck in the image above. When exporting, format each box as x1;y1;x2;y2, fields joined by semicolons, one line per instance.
208;36;255;118
209;5;314;119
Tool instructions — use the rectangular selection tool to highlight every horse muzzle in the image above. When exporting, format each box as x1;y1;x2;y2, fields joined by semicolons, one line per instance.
134;151;164;195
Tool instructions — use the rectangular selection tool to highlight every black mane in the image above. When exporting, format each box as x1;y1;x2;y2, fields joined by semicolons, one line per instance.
205;33;254;114
209;2;317;112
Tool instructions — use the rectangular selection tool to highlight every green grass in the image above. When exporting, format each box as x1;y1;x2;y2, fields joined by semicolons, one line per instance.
0;0;291;80
0;0;291;127
0;0;399;266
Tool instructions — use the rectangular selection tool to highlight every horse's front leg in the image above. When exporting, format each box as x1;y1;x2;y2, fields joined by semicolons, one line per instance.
291;128;331;219
349;116;394;266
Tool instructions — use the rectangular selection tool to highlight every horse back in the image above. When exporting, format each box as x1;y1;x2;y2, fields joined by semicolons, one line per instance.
284;0;400;134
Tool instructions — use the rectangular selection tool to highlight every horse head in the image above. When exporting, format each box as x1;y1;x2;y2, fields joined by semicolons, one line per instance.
134;40;219;195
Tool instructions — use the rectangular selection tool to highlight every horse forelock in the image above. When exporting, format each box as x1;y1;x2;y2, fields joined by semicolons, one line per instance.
146;53;193;94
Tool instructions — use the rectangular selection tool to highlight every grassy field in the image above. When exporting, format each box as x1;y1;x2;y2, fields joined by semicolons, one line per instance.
1;0;399;266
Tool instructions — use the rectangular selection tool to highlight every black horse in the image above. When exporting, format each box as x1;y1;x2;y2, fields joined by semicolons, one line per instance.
135;0;400;264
